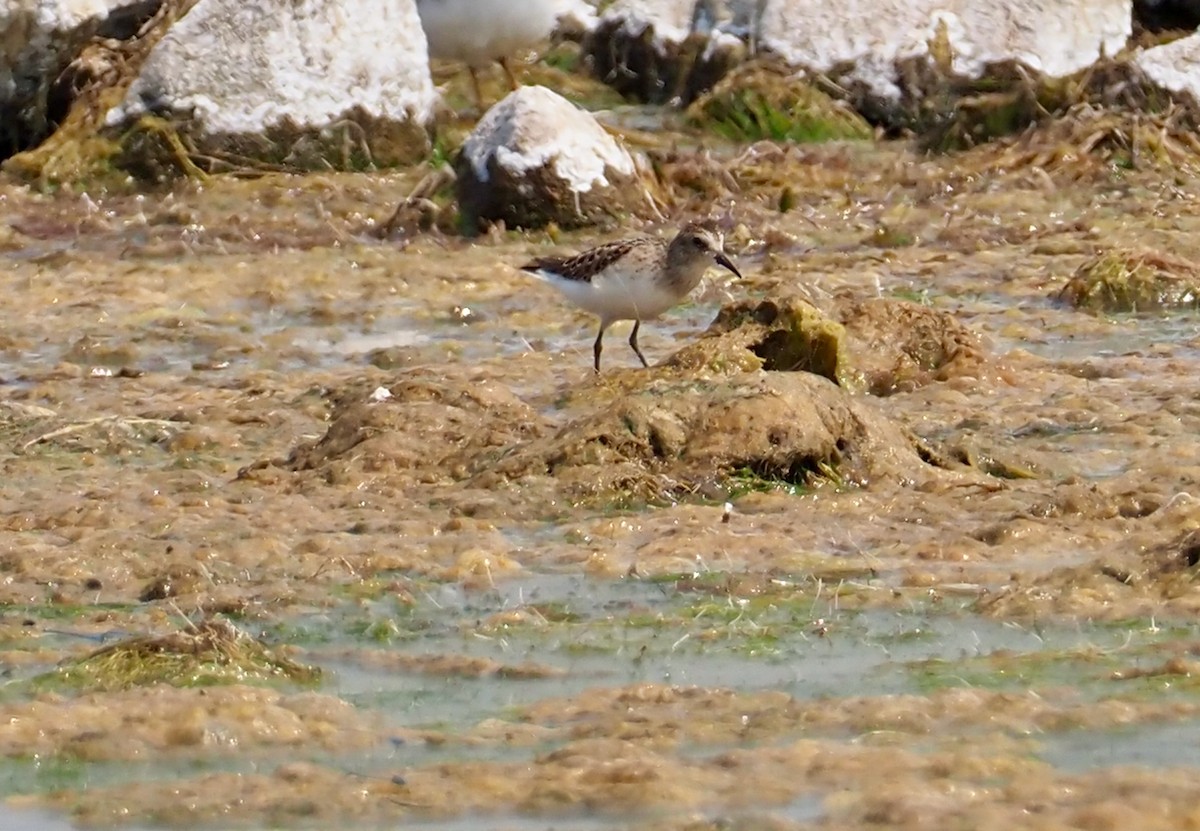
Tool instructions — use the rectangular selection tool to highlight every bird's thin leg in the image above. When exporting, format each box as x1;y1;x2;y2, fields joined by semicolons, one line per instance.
499;56;520;91
593;324;609;373
629;320;649;368
469;66;485;110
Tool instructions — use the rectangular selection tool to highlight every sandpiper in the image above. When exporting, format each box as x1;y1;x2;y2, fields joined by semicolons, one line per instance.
416;0;587;107
521;221;743;372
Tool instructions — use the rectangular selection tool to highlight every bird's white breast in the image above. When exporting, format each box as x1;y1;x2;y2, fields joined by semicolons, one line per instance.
535;265;690;324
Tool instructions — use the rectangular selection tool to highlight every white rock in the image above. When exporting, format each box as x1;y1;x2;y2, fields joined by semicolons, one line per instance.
109;0;436;138
1135;30;1200;103
598;0;698;45
740;0;1132;102
584;0;746;104
455;85;644;230
556;0;599;35
462;85;634;191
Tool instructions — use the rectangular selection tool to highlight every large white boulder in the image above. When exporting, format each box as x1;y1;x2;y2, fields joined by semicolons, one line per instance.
585;0;1133;117
742;0;1132;105
455;85;646;231
1;0;153;150
1135;29;1200;104
108;0;437;168
600;0;697;43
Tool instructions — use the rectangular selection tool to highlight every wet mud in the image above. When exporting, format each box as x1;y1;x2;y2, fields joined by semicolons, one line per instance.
4;126;1200;830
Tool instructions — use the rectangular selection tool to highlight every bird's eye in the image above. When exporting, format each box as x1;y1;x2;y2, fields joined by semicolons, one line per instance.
691;236;707;249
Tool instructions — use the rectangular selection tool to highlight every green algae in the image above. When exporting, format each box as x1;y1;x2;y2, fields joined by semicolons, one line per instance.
1057;249;1200;313
684;293;863;390
688;63;872;144
34;618;319;692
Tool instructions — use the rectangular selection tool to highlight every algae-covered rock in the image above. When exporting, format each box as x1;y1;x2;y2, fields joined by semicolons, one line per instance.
37;618;319;692
475;372;940;501
687;62;872;143
455;85;649;232
961;95;1200;177
669;292;862;389
0;0;165;159
669;292;985;396
1057;249;1200;312
583;0;744;104
1;0;188;183
836;297;989;396
911;62;1077;153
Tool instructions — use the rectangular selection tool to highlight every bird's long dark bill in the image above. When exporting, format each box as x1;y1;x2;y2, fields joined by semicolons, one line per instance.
714;252;742;279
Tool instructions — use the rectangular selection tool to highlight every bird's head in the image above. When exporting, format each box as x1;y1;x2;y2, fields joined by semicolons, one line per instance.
672;221;742;279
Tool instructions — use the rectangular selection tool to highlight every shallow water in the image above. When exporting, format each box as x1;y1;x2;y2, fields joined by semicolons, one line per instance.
6;135;1200;830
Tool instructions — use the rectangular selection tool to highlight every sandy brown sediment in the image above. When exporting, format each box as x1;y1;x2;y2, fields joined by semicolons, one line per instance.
4;128;1200;829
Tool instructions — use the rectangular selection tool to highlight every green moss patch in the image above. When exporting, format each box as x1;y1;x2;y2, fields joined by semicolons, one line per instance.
35;618;319;692
1057;249;1200;312
688;62;872;144
675;293;861;389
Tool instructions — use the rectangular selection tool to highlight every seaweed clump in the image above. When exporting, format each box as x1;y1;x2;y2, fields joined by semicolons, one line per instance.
1057;249;1200;312
836;298;988;396
688;62;872;144
916;52;1200;178
36;617;319;692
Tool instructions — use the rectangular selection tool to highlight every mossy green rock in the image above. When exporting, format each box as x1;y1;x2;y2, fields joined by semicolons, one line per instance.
670;293;863;391
35;618;319;692
687;62;872;144
1057;249;1200;312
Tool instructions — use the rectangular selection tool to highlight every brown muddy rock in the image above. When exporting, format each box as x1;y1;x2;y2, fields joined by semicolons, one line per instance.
475;372;942;501
455;86;647;233
669;292;860;388
835;297;988;396
583;0;744;104
284;373;548;483
1056;248;1200;313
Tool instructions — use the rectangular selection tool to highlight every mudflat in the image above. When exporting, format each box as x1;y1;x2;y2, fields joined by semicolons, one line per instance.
4;133;1200;829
